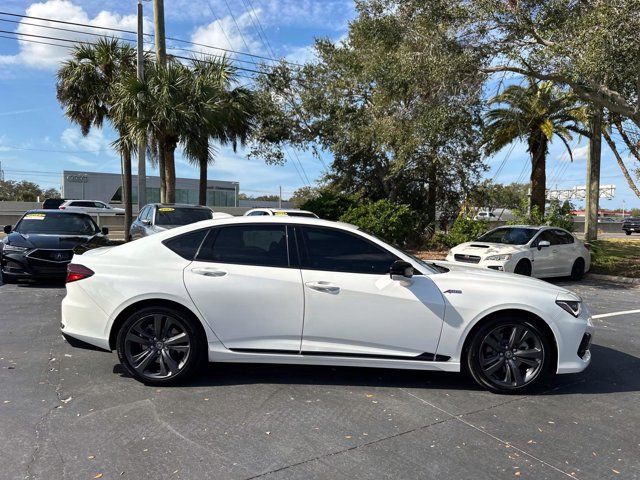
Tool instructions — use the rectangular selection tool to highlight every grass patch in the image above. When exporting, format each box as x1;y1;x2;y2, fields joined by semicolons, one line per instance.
590;239;640;278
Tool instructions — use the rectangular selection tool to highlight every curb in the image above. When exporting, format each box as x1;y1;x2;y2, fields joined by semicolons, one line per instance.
586;273;640;285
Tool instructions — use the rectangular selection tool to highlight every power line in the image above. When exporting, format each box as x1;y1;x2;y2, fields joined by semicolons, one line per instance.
221;0;253;54
0;10;302;67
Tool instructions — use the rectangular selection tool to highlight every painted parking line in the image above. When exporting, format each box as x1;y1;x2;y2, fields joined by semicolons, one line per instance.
592;309;640;319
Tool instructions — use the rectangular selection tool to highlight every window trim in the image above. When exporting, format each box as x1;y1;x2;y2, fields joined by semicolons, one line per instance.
295;224;400;275
194;223;293;269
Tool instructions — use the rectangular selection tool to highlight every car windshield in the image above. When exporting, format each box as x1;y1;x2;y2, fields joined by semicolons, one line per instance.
477;227;538;245
15;212;99;235
155;207;213;226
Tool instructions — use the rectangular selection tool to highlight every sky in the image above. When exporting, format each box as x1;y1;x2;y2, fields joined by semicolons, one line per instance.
0;0;638;209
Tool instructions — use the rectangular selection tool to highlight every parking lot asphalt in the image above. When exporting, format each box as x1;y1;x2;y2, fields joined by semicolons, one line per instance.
1;277;639;480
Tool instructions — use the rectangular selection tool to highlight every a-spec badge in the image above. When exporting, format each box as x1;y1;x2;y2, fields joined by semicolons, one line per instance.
443;289;462;294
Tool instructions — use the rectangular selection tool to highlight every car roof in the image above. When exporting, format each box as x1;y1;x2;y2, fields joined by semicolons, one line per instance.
249;208;314;213
148;203;211;209
174;215;358;232
24;209;91;215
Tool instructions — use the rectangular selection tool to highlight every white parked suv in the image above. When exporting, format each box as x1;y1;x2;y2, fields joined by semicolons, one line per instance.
244;208;318;218
445;225;590;280
60;200;124;215
61;216;593;393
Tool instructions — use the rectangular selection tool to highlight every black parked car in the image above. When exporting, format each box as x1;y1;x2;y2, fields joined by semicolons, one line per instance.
130;204;217;239
622;217;640;235
1;210;110;283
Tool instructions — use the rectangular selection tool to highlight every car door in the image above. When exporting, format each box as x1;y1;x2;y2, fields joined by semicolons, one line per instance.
531;230;561;276
551;229;578;275
296;225;446;358
183;223;304;352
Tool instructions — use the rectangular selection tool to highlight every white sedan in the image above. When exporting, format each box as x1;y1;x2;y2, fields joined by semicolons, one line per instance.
61;217;593;393
59;200;125;215
446;226;590;280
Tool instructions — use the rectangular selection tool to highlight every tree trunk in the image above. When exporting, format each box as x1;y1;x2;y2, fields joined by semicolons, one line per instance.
121;150;133;242
164;146;176;203
425;164;437;228
199;154;208;206
158;147;166;203
529;132;548;215
585;108;603;242
602;129;640;199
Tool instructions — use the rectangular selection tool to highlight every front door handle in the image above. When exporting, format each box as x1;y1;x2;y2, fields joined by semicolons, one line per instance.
191;267;227;277
305;281;340;294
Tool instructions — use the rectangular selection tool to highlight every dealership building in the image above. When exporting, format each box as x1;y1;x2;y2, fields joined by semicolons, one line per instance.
62;170;239;207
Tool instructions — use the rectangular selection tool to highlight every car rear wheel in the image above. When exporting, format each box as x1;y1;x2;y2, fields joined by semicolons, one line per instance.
625;230;632;235
514;259;532;276
116;306;204;385
570;258;585;281
466;317;552;393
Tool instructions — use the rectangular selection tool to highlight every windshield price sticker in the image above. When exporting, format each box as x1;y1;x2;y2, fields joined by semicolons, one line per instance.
158;208;175;212
274;211;288;216
24;213;46;220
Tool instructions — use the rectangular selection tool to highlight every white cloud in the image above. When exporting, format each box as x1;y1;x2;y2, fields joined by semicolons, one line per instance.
3;0;151;70
67;155;97;167
189;10;264;57
558;144;589;163
60;127;111;154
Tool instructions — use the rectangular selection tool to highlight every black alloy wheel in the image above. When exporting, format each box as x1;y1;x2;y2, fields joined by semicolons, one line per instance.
467;318;552;393
117;307;204;385
570;258;585;281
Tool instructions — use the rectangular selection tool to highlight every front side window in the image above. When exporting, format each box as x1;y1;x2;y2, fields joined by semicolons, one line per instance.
553;229;574;244
298;226;398;274
536;230;562;246
197;225;289;268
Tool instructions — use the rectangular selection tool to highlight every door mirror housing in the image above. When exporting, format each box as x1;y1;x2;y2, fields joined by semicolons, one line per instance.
537;240;551;250
101;227;109;235
390;260;414;279
141;219;151;226
3;225;12;234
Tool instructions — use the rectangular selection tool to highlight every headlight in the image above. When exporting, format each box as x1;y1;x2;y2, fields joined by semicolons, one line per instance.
3;244;29;253
556;299;582;317
485;254;512;261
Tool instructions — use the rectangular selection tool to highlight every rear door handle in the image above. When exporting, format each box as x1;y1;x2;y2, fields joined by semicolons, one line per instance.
305;281;340;294
191;267;227;277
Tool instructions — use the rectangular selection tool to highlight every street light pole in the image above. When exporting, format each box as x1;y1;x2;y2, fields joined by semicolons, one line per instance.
136;0;147;209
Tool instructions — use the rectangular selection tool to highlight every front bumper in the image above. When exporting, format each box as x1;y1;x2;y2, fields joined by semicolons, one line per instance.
1;251;69;281
555;306;594;374
445;254;517;273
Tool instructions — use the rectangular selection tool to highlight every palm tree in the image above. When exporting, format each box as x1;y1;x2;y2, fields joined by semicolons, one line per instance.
183;57;256;205
113;59;196;203
484;80;586;214
56;38;138;239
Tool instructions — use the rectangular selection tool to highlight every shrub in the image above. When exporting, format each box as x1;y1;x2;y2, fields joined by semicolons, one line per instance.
301;191;356;221
508;199;574;231
339;199;421;246
445;216;491;246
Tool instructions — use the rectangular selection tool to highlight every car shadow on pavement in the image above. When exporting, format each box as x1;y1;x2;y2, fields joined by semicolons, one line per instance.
113;344;640;395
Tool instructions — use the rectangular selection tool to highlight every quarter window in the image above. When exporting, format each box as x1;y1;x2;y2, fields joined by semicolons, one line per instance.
163;229;208;260
298;226;398;274
197;225;289;267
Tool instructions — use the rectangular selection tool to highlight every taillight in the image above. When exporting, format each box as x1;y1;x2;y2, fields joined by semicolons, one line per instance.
59;206;66;210
66;264;94;283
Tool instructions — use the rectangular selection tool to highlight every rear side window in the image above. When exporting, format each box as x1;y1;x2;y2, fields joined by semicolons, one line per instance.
297;226;397;274
163;229;208;260
197;225;289;267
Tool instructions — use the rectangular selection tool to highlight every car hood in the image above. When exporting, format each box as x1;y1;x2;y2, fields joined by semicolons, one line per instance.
3;232;99;250
450;242;525;256
431;261;572;296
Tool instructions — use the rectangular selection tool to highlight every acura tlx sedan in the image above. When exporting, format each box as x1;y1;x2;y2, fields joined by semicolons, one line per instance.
61;217;594;393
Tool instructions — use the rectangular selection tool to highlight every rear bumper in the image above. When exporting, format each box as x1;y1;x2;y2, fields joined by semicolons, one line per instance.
61;284;112;351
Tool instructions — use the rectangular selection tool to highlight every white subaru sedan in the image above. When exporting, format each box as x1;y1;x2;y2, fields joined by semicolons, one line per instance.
446;226;590;280
61;217;593;393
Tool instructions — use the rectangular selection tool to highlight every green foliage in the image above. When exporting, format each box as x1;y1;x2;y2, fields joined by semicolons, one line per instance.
508;199;574;231
289;186;318;208
468;181;529;210
445;216;491;247
301;191;356;221
339;199;421;246
0;180;59;202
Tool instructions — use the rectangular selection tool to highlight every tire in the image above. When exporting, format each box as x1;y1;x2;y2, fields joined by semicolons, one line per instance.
625;230;632;236
513;259;532;276
466;316;552;394
116;306;205;385
570;258;585;281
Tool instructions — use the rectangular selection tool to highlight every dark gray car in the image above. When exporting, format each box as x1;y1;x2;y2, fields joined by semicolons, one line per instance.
130;204;214;240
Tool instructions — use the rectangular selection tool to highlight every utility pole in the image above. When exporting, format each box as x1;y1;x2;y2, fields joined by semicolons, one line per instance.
279;186;282;208
0;160;4;181
136;0;147;209
584;107;603;242
153;0;166;66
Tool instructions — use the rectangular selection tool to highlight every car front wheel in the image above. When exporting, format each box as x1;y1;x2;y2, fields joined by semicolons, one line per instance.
116;306;204;385
466;317;552;393
513;259;532;276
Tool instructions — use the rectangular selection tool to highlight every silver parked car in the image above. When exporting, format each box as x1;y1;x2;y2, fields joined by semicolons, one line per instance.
130;204;220;240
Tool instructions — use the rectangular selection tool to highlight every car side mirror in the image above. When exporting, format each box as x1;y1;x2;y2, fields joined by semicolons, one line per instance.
141;219;151;226
390;260;414;279
3;225;12;234
101;227;109;235
537;240;551;250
